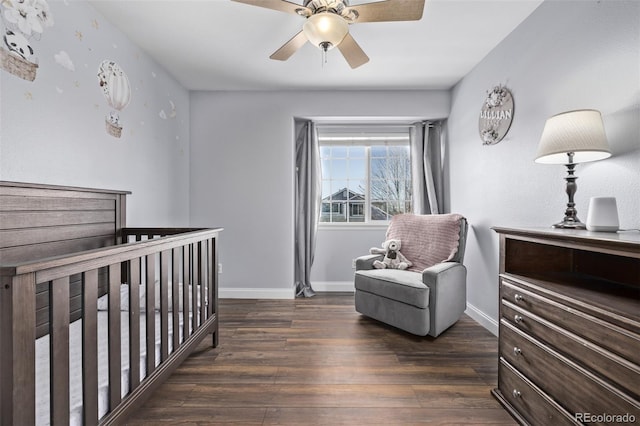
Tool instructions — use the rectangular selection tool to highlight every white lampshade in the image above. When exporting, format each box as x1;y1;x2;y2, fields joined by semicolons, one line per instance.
303;12;348;51
535;109;611;164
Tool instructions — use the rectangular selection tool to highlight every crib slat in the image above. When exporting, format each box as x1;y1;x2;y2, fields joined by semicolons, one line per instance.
207;239;213;318
200;242;207;322
192;244;199;328
182;246;190;340
211;236;219;347
145;255;156;375
0;273;36;426
108;264;121;411
171;249;180;350
50;277;70;426
129;258;141;391
160;250;170;361
82;269;99;426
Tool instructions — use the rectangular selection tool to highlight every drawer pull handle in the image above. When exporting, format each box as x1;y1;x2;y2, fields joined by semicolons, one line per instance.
514;315;524;324
513;347;522;356
512;389;522;398
514;294;525;302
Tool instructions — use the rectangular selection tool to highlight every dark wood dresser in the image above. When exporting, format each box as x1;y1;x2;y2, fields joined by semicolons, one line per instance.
491;227;640;425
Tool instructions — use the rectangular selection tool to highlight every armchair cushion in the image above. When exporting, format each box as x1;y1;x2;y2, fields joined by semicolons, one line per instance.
386;213;464;272
355;269;429;309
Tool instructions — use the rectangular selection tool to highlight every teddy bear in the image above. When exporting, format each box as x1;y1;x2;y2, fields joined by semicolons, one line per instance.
369;239;412;270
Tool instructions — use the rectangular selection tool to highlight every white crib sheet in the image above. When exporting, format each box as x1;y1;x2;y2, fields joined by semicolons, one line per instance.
35;311;186;426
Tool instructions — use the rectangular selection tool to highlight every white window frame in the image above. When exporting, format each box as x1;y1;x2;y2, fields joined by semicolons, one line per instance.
318;130;412;227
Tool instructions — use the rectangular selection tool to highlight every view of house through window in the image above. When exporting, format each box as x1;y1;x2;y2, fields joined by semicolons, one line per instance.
319;129;412;224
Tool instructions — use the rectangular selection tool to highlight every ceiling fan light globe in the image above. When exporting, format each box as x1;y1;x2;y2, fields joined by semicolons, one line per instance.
303;12;348;50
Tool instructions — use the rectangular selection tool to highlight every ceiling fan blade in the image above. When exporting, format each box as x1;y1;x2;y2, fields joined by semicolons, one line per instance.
348;0;425;23
337;33;369;69
270;31;309;61
231;0;311;16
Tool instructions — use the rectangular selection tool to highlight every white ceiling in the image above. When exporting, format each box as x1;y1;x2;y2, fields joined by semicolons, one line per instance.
89;0;543;91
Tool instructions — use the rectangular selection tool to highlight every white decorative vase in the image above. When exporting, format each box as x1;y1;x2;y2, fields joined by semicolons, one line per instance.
586;197;619;232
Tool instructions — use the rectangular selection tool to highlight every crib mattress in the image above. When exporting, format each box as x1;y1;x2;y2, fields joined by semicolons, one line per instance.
35;311;185;426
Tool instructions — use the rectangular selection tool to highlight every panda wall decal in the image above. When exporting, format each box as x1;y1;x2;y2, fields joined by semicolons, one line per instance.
0;0;54;81
4;30;33;60
98;60;131;138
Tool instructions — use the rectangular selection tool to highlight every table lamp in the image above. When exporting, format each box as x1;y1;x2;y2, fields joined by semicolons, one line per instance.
535;109;611;229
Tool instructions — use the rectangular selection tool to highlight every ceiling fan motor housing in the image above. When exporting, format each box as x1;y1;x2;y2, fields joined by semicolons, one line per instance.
303;0;358;21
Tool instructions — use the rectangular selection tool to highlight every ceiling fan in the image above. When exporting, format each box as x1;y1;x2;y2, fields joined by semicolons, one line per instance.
231;0;426;69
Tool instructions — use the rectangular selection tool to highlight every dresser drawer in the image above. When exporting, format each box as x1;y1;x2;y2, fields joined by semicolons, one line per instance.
501;277;640;366
501;300;640;399
498;358;578;426
500;320;640;420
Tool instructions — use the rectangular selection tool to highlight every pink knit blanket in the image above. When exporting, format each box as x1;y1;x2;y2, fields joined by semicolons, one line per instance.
386;213;464;272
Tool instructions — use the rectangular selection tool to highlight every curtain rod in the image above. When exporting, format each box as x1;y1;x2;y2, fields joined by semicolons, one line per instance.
315;121;440;129
316;124;413;129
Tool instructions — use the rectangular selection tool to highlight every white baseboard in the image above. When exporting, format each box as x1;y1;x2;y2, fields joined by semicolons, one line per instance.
219;282;354;299
219;287;294;299
465;303;498;336
312;281;355;293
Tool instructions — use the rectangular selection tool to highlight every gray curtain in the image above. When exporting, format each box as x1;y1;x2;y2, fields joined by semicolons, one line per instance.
294;119;321;297
410;121;445;214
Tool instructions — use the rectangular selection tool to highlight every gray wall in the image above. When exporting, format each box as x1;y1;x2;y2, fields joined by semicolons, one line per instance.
189;90;450;297
311;225;388;291
447;0;640;331
0;1;190;226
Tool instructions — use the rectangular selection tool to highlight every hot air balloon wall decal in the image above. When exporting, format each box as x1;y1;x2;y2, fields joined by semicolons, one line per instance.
97;60;131;138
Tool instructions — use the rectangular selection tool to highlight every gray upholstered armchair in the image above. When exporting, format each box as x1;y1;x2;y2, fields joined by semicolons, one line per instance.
354;213;468;337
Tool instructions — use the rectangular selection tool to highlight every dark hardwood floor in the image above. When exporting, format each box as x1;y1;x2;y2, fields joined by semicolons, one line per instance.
124;293;516;425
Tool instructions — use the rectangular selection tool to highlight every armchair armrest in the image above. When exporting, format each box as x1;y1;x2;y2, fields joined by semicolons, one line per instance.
421;262;467;337
355;254;383;271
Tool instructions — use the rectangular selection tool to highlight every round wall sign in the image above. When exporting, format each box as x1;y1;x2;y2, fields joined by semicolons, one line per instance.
479;85;514;145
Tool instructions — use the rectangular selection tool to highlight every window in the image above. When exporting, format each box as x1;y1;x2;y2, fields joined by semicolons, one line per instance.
319;130;412;224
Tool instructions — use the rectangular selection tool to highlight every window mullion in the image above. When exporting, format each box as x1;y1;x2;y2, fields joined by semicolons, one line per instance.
365;146;371;223
346;153;350;224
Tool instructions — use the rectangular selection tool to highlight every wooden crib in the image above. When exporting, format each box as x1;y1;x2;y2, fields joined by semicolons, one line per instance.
0;181;222;426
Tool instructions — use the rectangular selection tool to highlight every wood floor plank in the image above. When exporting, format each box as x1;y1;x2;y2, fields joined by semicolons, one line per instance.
168;365;279;384
412;384;507;409
135;383;196;408
123;294;515;425
212;339;288;352
182;384;421;408
273;365;482;385
212;350;400;367
263;407;516;425
125;407;266;425
284;337;395;352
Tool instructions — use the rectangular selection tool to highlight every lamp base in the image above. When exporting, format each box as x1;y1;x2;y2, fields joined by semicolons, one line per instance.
552;219;586;230
551;153;587;230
